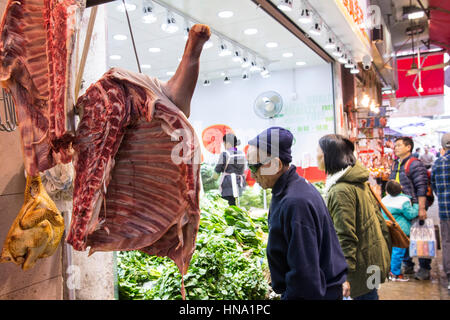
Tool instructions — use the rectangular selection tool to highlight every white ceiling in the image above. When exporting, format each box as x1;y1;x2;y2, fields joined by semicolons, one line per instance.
372;0;436;54
103;0;327;81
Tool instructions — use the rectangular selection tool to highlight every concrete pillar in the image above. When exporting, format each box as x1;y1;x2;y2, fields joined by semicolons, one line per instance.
63;4;116;300
333;61;347;136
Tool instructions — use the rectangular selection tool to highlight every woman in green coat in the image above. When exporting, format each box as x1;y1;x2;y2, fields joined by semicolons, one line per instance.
317;134;392;300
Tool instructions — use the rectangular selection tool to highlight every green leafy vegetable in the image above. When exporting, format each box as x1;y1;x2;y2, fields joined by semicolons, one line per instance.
239;186;272;210
201;163;220;192
117;191;271;300
312;181;326;200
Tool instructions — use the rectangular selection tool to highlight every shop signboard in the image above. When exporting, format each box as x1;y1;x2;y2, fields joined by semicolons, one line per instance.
338;0;371;42
390;95;445;118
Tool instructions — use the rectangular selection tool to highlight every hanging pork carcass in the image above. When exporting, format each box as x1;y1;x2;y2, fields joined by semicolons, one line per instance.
0;0;211;298
66;24;211;299
0;0;85;270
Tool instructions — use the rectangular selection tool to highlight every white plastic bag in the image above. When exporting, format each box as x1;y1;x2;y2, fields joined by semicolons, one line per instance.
409;218;436;259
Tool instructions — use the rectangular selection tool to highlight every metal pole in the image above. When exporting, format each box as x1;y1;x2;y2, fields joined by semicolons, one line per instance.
263;189;267;210
75;6;98;100
122;0;141;73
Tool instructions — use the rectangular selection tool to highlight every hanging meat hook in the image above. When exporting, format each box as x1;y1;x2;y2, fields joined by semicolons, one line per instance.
0;88;17;132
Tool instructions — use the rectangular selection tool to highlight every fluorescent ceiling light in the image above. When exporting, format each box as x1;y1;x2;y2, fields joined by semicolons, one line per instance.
277;0;293;12
260;67;270;77
148;47;161;53
296;61;306;66
309;22;322;36
325;36;336;49
166;71;175;76
232;50;243;63
298;9;313;24
345;59;354;68
404;6;425;20
338;54;348;64
203;41;213;49
244;28;258;35
109;55;121;60
142;0;156;24
250;60;262;72
282;52;294;58
241;57;251;68
141;64;151;69
116;3;136;12
183;26;190;41
142;14;157;24
113;34;127;41
266;42;278;48
218;10;234;18
161;12;179;34
350;66;359;74
408;11;425;19
219;43;231;57
332;46;342;57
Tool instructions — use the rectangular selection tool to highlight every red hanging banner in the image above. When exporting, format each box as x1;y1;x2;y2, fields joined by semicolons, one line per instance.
395;53;444;98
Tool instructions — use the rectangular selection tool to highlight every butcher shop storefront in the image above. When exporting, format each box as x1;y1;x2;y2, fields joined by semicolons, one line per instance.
0;0;366;302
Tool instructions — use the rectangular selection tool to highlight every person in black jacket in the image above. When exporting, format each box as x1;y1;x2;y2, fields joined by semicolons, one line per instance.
390;136;431;280
214;133;246;206
247;127;348;300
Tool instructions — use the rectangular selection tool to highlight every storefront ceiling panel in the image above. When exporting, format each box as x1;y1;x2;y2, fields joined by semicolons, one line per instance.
302;0;372;62
265;0;372;62
104;0;325;81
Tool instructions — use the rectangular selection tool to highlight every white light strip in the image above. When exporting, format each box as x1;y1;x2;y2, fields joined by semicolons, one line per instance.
152;0;272;66
301;0;353;65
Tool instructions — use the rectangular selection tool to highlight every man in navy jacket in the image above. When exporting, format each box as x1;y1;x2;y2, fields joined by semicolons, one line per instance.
389;136;431;280
247;127;348;300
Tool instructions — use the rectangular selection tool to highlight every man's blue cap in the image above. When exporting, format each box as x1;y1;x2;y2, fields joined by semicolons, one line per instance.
248;127;293;163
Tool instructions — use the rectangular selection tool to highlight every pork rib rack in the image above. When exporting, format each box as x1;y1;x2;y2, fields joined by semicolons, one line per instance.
0;0;85;176
66;68;202;297
66;24;211;298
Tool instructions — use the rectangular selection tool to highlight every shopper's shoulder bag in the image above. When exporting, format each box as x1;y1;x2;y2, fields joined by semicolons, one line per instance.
368;184;410;249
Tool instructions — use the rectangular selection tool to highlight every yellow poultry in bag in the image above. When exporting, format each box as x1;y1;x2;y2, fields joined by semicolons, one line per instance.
0;175;64;270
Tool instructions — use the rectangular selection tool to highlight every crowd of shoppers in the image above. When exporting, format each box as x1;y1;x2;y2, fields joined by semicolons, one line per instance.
243;126;449;300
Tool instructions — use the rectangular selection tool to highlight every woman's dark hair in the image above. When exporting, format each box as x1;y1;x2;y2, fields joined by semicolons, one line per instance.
318;134;356;175
386;180;402;197
223;133;240;147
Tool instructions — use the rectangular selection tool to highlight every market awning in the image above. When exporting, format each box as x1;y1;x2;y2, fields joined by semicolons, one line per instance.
384;127;405;137
429;0;450;53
